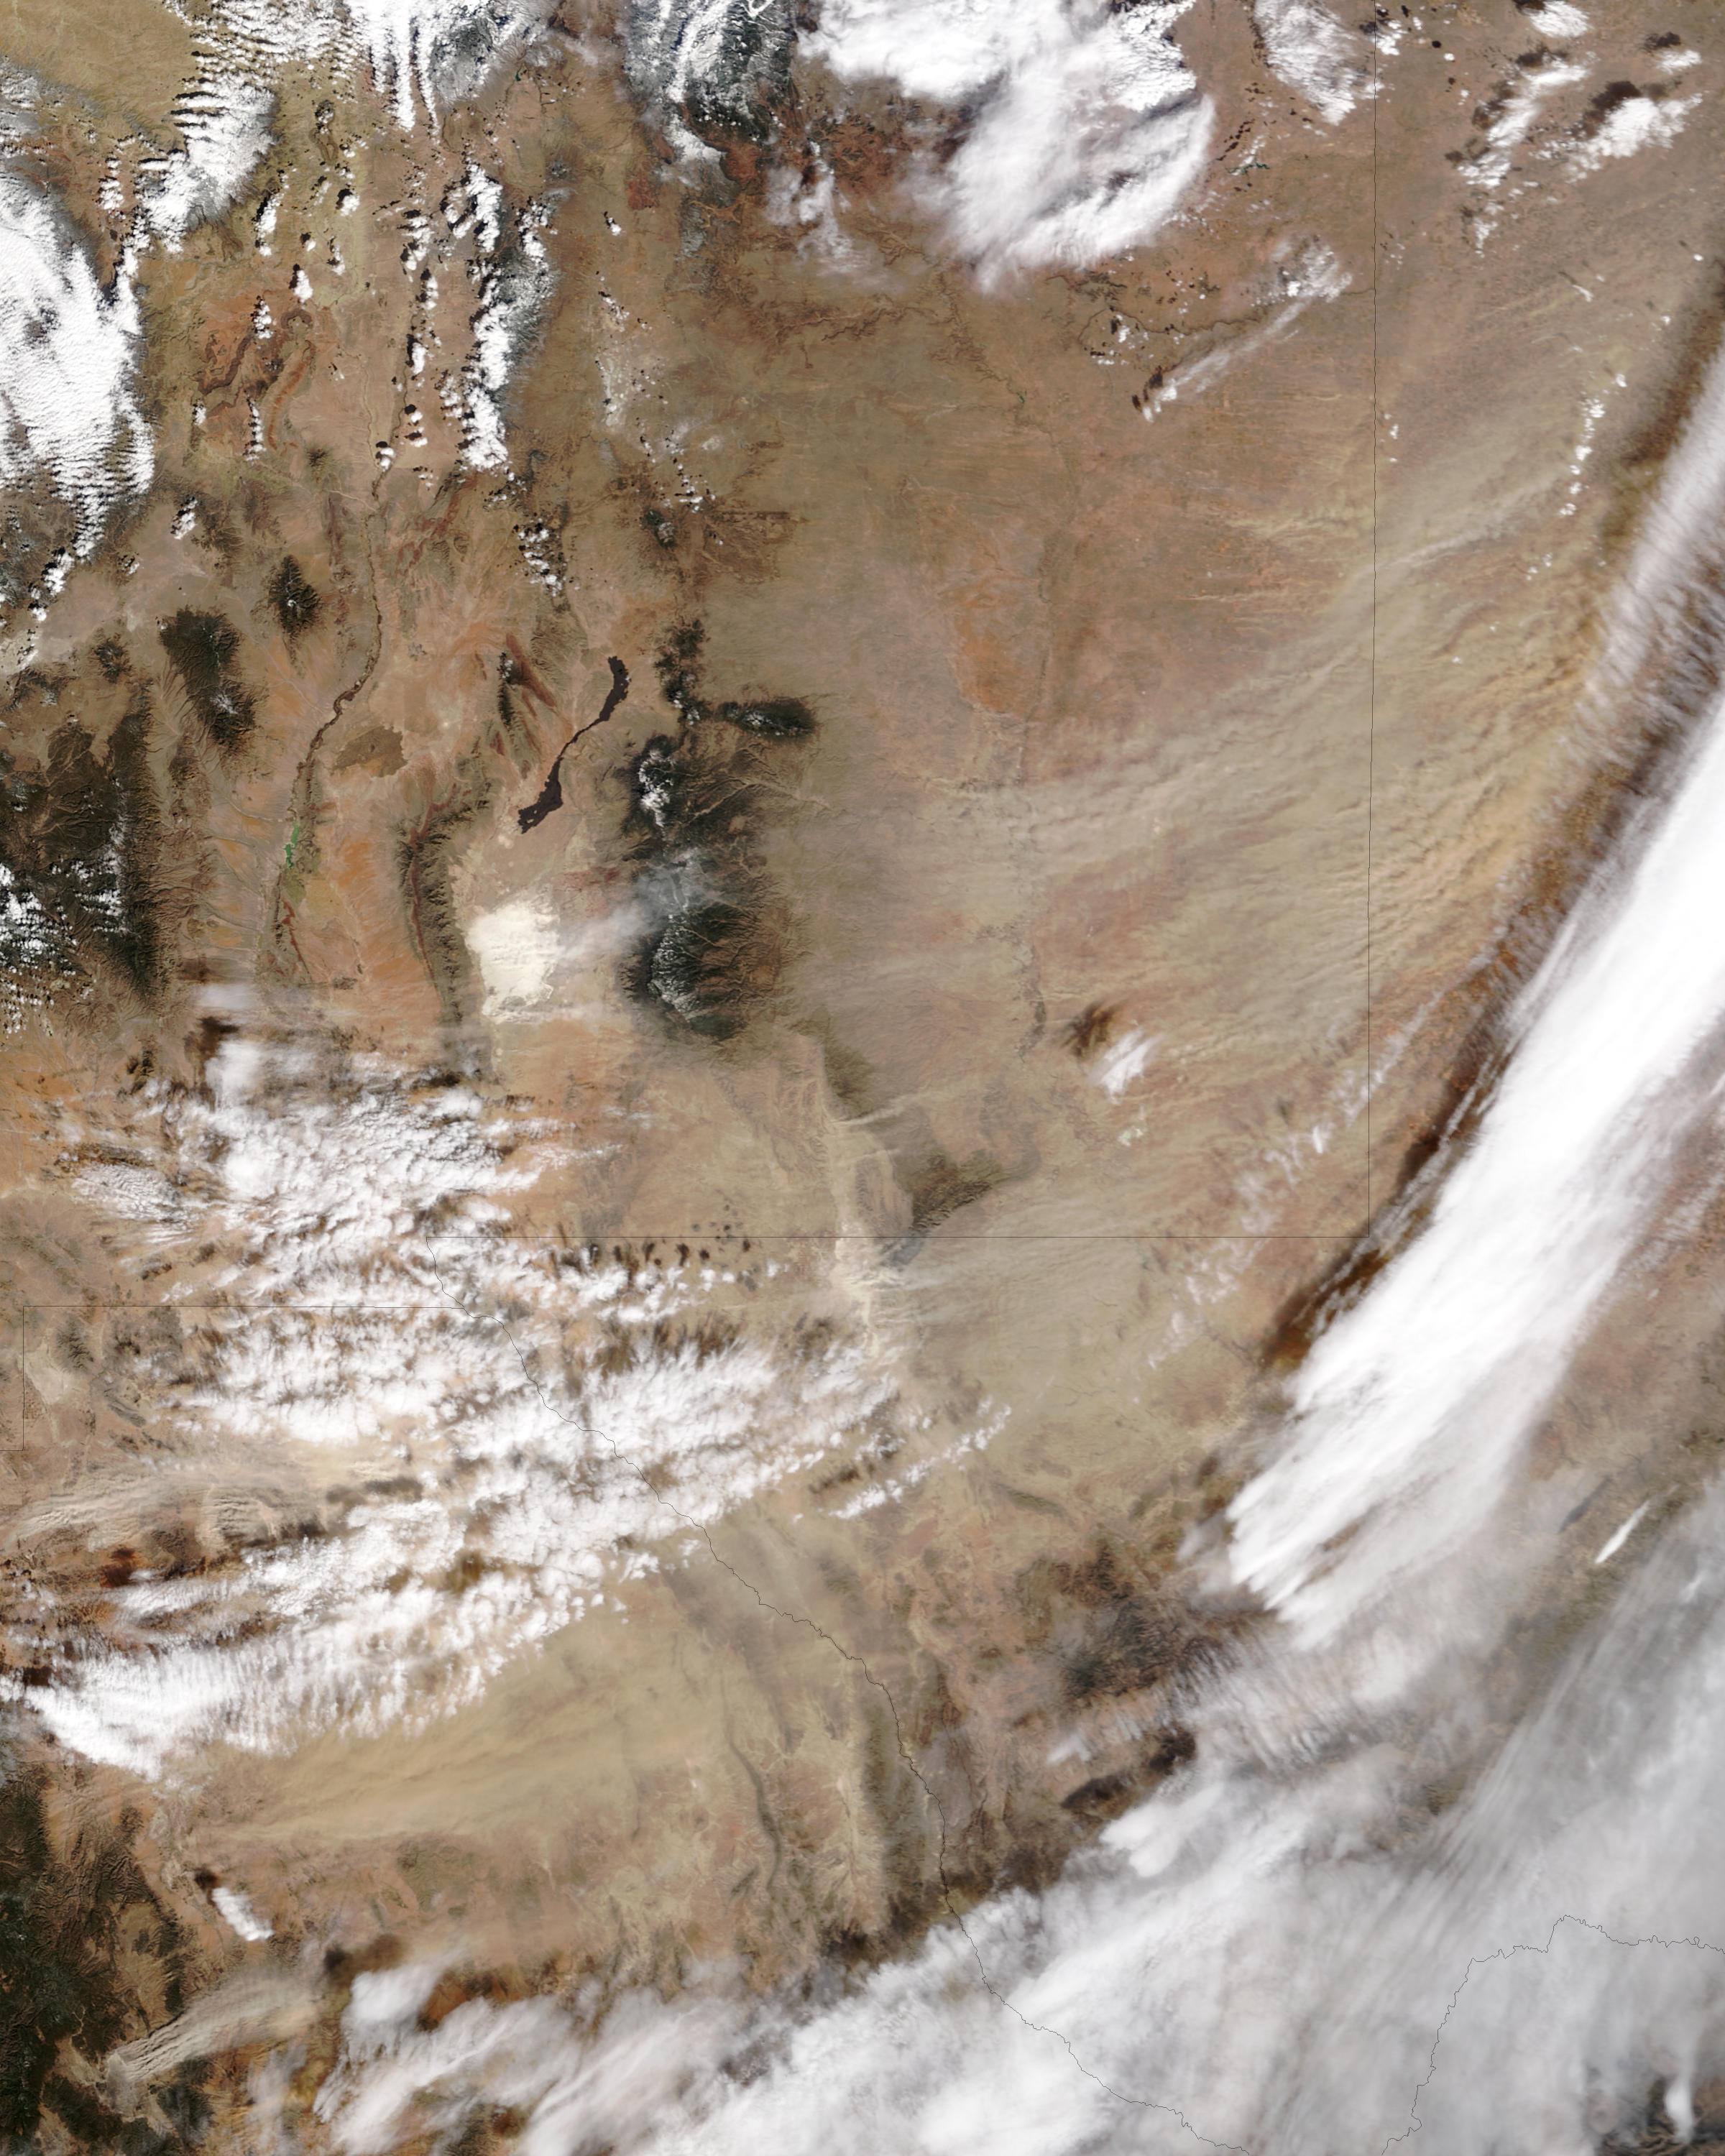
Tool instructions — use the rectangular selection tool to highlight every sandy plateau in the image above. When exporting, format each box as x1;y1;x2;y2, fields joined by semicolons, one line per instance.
0;0;1722;2147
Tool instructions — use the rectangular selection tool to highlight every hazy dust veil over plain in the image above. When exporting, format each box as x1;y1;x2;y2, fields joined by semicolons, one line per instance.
0;0;1724;2150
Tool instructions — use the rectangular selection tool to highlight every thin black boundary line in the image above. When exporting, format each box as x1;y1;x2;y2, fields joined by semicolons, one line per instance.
1381;1915;1725;2151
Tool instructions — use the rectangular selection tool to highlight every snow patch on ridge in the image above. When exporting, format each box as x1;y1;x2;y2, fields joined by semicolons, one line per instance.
625;0;794;165
342;0;555;128
140;72;275;246
141;0;556;250
1519;0;1588;34
1565;86;1697;175
460;185;556;470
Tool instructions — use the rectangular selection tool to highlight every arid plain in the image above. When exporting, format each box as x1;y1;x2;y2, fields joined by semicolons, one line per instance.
1;0;1724;2147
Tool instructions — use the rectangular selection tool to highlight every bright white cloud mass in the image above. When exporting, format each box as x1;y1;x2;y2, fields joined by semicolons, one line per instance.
283;198;1725;2156
303;1467;1725;2153
804;0;1215;281
0;168;153;551
0;0;549;591
6;5;1725;2154
6;1037;914;1774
